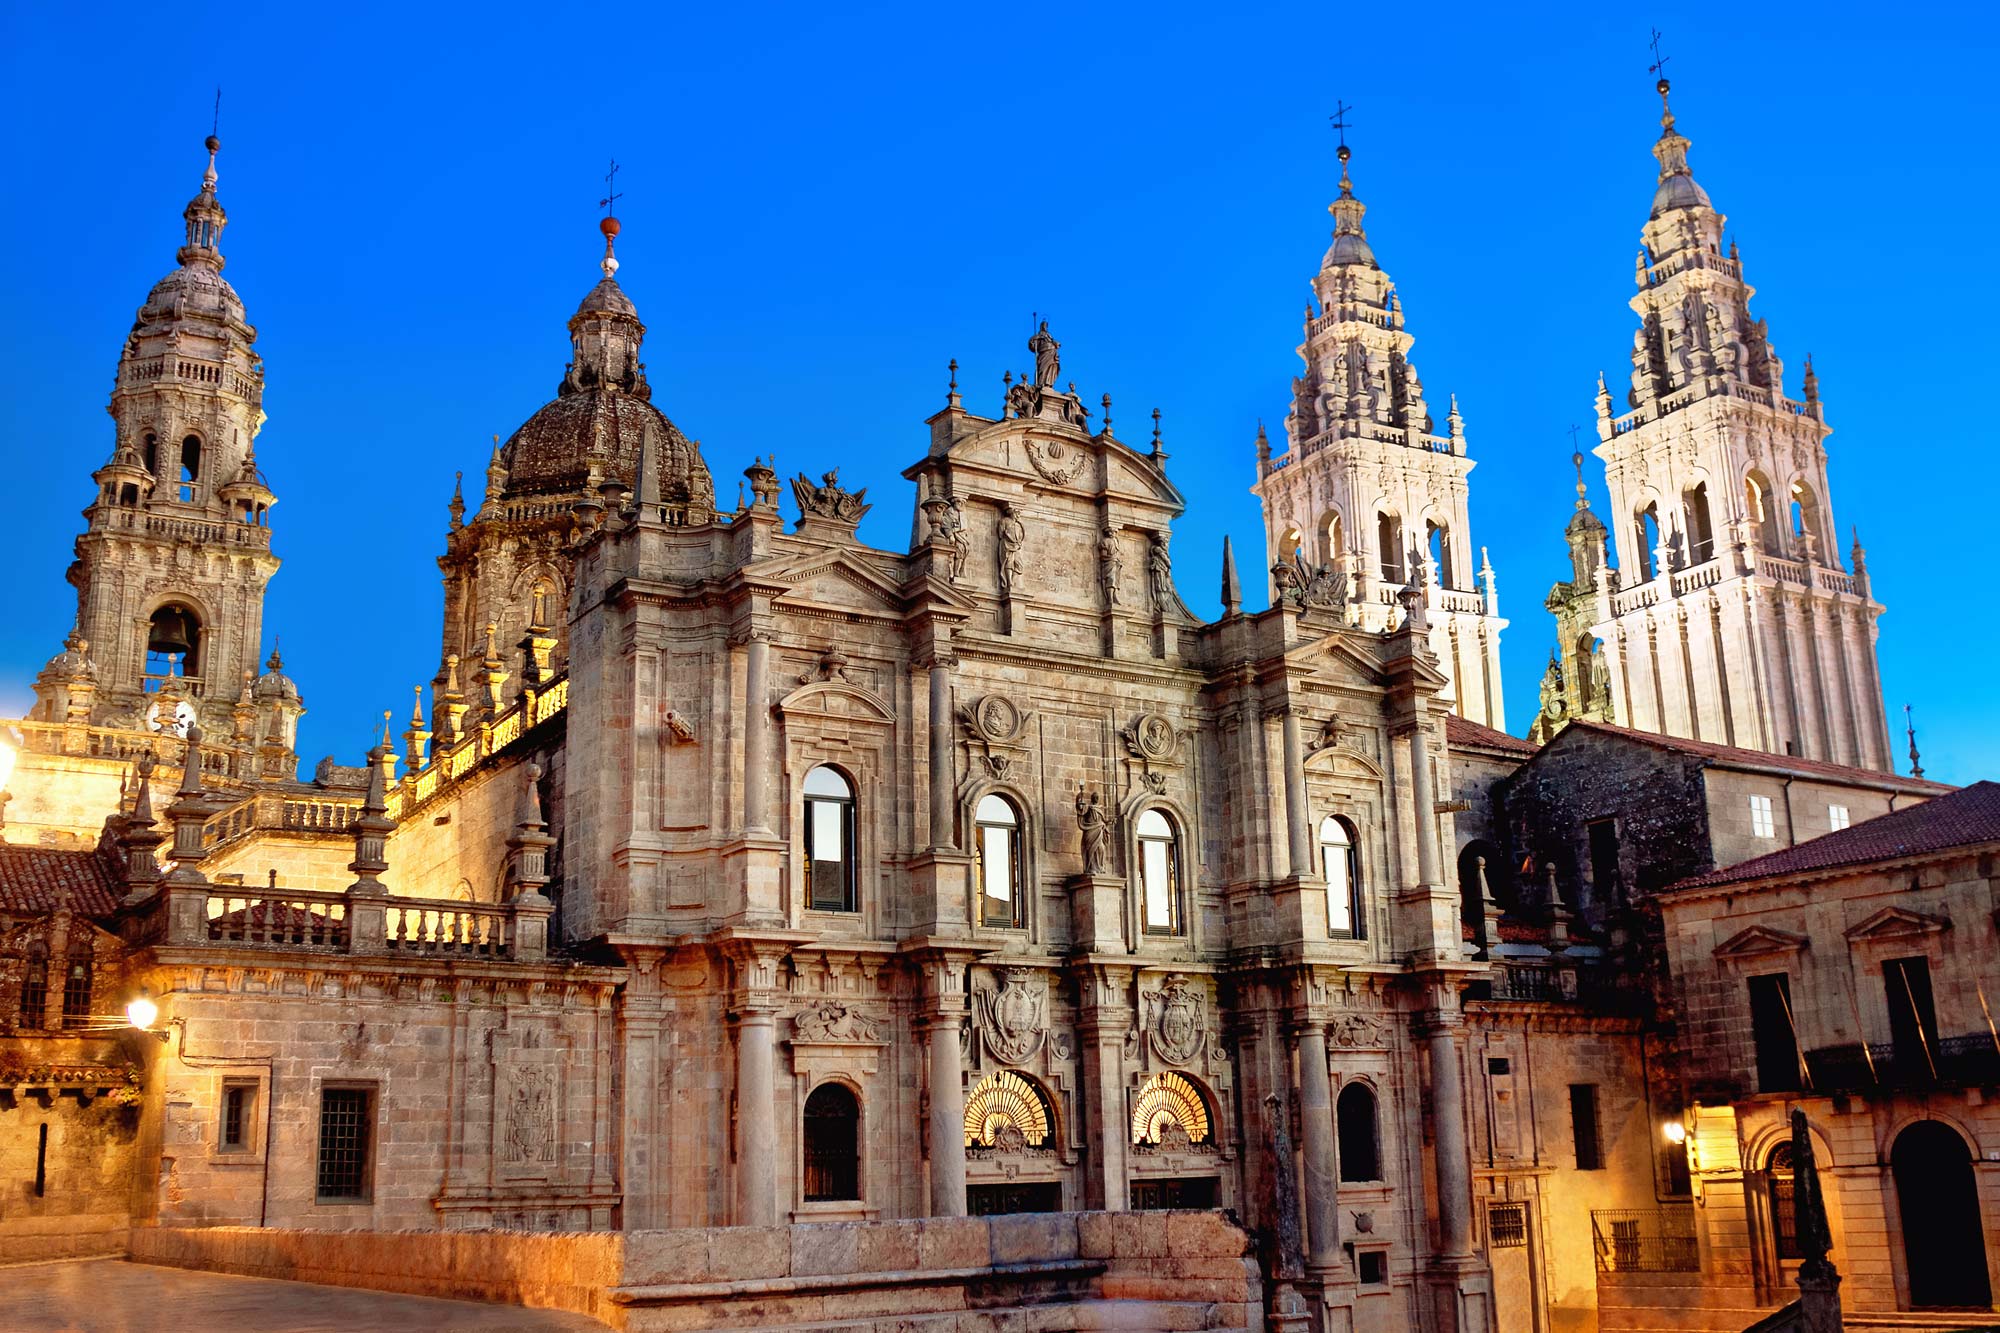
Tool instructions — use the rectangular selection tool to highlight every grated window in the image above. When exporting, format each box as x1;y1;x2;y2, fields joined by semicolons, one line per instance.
315;1087;373;1200
1490;1203;1528;1248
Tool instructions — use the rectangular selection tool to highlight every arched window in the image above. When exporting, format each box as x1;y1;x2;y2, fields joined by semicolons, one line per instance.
1745;472;1780;555
801;1082;860;1202
143;432;159;479
1683;482;1714;564
60;939;93;1026
1320;816;1362;938
1766;1142;1800;1261
178;435;202;504
18;943;48;1029
1633;503;1662;581
1278;527;1303;566
975;794;1024;928
963;1070;1054;1151
1130;1071;1212;1148
802;766;857;913
1320;511;1345;568
1136;809;1183;936
1425;518;1454;588
1788;482;1822;554
145;604;202;684
1377;512;1405;583
1337;1082;1380;1181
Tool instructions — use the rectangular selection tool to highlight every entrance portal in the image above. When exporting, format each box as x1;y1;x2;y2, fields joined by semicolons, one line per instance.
1130;1176;1219;1210
1891;1120;1991;1308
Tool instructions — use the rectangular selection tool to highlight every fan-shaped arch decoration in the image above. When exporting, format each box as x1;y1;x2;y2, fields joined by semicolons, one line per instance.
963;1070;1053;1150
1130;1071;1212;1147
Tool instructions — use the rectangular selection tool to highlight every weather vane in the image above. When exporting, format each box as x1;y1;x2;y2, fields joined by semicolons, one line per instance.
1648;28;1671;83
599;159;623;220
212;86;222;138
1329;100;1353;150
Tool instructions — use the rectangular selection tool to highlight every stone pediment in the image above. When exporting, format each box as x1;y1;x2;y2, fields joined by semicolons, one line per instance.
764;550;909;618
778;679;895;726
1712;924;1809;959
1314;635;1388;688
1843;905;1950;942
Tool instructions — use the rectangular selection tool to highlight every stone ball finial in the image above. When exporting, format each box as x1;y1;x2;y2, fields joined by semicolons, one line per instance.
205;134;220;153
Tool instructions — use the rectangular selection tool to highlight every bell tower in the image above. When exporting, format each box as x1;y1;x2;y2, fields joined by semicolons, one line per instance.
1536;73;1891;768
1251;137;1507;727
53;132;280;736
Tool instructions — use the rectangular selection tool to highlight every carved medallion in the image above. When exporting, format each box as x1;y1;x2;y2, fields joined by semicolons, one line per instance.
1147;975;1206;1067
1023;436;1088;486
1327;1012;1391;1050
977;968;1048;1065
792;998;883;1043
1120;712;1181;765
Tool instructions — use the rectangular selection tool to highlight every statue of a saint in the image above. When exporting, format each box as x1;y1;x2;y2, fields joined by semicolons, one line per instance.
1147;533;1173;615
1029;321;1061;389
996;503;1026;597
1074;786;1111;874
1098;525;1124;609
944;496;970;582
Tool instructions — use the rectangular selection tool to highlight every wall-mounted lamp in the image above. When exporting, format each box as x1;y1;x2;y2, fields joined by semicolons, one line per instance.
1662;1119;1688;1145
126;989;169;1041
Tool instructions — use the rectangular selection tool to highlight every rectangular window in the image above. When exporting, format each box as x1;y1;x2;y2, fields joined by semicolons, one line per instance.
1883;956;1939;1064
1749;795;1775;839
1828;804;1850;831
979;825;1015;925
1587;818;1622;898
1323;843;1352;935
1489;1203;1528;1248
315;1087;374;1202
1141;837;1177;934
1748;973;1801;1093
1569;1084;1602;1171
220;1082;255;1152
1356;1248;1388;1286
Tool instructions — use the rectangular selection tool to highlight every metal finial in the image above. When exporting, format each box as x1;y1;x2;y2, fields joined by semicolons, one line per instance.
1648;28;1671;88
1329;100;1353;152
1905;705;1925;780
599;158;624;219
948;359;958;390
210;86;222;142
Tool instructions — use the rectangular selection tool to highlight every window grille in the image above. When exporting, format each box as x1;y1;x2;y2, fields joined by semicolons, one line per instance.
802;1083;860;1202
221;1084;254;1152
60;948;92;1025
315;1087;373;1200
1489;1204;1528;1248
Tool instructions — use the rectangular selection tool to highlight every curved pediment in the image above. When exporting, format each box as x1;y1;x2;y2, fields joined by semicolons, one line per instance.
777;679;896;726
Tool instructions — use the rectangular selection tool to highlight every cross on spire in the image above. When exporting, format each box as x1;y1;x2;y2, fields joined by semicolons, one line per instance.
1647;28;1671;84
599;158;623;220
1329;100;1353;149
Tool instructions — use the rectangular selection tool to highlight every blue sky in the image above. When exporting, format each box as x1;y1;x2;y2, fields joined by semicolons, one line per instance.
3;3;1995;782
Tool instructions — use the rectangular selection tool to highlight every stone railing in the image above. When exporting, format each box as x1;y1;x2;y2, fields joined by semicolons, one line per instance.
391;674;568;820
1670;558;1725;596
12;719;245;779
1609;581;1660;615
89;506;274;551
204;888;351;949
139;883;548;962
385;901;512;958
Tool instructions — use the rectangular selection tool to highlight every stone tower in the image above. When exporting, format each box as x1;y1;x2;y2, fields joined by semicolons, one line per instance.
1252;142;1507;728
48;133;280;738
430;216;714;742
1537;75;1890;768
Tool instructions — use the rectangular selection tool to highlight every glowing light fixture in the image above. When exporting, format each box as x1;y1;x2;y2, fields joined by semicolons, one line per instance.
126;992;159;1032
1662;1119;1688;1145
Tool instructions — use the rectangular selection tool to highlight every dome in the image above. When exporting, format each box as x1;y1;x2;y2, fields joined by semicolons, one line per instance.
253;650;300;703
576;276;638;318
141;263;246;326
1566;506;1608;539
1650;172;1711;219
1323;232;1378;269
502;391;714;508
39;631;97;682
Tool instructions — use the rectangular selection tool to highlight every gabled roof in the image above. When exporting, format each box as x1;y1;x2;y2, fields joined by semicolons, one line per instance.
1445;714;1537;757
1552;720;1950;797
0;844;124;917
1669;780;2000;892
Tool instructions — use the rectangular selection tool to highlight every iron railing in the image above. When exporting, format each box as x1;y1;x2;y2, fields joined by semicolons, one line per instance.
1592;1206;1698;1274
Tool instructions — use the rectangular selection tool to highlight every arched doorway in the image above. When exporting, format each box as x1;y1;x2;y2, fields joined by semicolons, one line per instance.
1892;1120;1991;1308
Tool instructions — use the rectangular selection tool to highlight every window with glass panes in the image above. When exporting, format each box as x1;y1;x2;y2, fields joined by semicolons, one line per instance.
802;766;858;912
974;794;1023;928
1137;809;1182;935
1320;817;1361;937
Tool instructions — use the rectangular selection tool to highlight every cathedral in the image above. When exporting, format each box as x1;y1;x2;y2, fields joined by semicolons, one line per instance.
2;69;1993;1333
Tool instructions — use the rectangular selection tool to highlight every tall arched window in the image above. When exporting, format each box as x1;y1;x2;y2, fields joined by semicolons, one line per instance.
60;939;93;1026
1320;816;1362;938
1425;518;1454;588
1745;472;1780;555
1337;1082;1380;1182
1633;503;1662;581
1788;482;1822;553
801;1082;860;1202
145;603;202;683
1278;527;1304;566
803;766;857;913
1683;483;1714;564
1377;512;1405;583
1136;809;1183;936
18;943;48;1029
975;794;1024;928
1320;511;1345;568
178;435;202;504
1766;1142;1800;1260
143;432;160;479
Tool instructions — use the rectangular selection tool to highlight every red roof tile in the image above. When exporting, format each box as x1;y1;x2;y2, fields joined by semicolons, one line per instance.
1669;779;2000;891
1446;714;1537;756
1557;720;1950;796
0;844;124;917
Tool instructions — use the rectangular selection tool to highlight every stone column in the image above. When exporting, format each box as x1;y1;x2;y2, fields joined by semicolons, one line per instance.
1295;1020;1341;1272
1407;723;1441;888
1425;1010;1474;1259
742;634;772;836
928;660;954;850
1280;708;1313;879
1074;964;1134;1211
925;1012;966;1217
734;1004;779;1225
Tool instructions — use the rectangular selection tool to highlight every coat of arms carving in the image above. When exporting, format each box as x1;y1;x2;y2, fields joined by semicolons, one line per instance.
503;1066;557;1165
1144;974;1207;1067
1327;1011;1391;1050
976;968;1049;1066
792;998;883;1043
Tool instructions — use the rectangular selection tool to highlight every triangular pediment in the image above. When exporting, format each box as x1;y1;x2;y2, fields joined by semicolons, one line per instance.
1313;634;1387;687
1712;924;1809;959
764;550;909;617
1843;905;1951;942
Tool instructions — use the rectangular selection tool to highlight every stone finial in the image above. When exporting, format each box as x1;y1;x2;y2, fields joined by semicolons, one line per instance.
448;471;465;530
1150;408;1166;463
1220;536;1242;617
485;435;507;505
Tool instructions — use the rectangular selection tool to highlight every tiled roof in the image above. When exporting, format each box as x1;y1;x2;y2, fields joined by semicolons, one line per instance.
1670;779;2000;891
1556;720;1950;796
0;844;124;917
1445;714;1537;756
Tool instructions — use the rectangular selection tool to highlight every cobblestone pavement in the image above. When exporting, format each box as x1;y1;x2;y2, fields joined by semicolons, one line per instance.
6;1259;611;1332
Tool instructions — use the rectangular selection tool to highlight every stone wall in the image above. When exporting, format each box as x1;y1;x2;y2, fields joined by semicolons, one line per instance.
0;1090;140;1263
129;1209;1263;1332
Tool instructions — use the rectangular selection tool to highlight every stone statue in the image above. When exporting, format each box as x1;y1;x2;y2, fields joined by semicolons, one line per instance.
1029;321;1060;389
945;496;970;582
1538;654;1567;722
1589;645;1613;720
1147;533;1173;614
1098;526;1124;609
791;469;871;524
996;503;1025;597
1074;786;1111;874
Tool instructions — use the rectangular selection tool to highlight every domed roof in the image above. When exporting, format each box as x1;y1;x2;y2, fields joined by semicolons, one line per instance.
1323;231;1378;269
141;262;245;326
253;649;300;703
38;631;97;683
1650;172;1711;219
503;391;714;508
576;276;638;318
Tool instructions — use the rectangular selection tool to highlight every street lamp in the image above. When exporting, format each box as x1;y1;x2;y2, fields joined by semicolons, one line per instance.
126;989;167;1040
1662;1119;1688;1145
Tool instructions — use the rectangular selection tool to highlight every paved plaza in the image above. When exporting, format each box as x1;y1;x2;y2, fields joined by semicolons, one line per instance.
4;1259;610;1333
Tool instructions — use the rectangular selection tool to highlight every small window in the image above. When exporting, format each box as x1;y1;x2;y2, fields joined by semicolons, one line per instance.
975;794;1024;928
1883;956;1939;1064
1490;1203;1528;1249
315;1087;374;1201
178;435;202;504
802;1082;861;1202
1337;1082;1380;1182
221;1082;256;1152
1137;809;1183;936
1487;1057;1511;1075
1320;816;1362;937
60;942;92;1025
1377;512;1405;583
1767;1142;1801;1260
1569;1084;1602;1171
1356;1249;1388;1286
1586;817;1622;899
18;945;48;1029
803;766;858;913
1748;973;1800;1093
1749;794;1776;839
1828;804;1850;832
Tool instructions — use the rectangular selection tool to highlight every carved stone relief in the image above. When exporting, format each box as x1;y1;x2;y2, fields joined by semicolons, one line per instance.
792;998;883;1043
